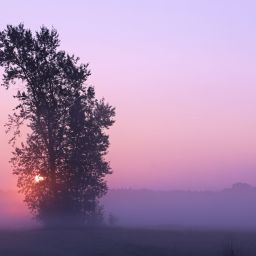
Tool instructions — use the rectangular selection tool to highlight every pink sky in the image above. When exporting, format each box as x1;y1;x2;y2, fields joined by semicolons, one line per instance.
0;1;256;190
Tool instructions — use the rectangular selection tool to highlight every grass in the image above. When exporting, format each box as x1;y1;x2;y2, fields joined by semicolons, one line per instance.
0;226;255;255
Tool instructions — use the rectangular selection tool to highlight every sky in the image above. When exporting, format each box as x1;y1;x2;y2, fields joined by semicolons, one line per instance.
0;0;256;190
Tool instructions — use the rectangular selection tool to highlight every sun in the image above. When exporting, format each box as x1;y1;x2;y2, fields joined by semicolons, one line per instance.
35;175;44;183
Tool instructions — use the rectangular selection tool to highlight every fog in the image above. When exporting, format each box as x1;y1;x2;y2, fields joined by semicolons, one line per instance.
0;183;256;229
0;191;36;229
103;183;256;229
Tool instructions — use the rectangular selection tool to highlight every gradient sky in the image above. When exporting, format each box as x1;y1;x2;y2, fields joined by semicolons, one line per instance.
0;0;256;190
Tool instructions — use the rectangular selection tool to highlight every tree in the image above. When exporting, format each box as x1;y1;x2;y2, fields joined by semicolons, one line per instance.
0;24;115;226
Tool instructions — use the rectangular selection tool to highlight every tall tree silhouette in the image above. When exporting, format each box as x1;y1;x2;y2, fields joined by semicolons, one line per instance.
0;24;115;226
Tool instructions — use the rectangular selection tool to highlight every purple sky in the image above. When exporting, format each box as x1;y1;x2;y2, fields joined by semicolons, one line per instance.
0;0;256;190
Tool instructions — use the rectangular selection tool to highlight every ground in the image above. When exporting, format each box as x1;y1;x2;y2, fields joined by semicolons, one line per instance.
0;227;255;255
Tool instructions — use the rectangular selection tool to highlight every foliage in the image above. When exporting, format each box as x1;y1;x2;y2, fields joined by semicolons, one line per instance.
0;24;115;226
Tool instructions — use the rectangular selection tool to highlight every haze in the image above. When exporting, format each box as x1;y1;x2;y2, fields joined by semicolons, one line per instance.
1;183;256;229
1;3;256;256
1;1;256;192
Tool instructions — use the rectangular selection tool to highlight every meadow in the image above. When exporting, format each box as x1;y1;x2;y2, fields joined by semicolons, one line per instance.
0;227;255;256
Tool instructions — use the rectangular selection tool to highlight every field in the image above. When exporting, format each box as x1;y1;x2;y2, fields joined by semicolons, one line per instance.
0;227;256;256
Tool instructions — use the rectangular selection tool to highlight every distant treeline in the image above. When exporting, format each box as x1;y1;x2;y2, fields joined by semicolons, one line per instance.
102;183;256;228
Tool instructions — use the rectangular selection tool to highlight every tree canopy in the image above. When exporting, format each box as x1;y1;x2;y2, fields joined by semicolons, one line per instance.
0;24;115;226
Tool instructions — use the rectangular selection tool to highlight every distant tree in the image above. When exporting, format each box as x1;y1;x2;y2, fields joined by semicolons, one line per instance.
108;213;118;226
0;24;115;226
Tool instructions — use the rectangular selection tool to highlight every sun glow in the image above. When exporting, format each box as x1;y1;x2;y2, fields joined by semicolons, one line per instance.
35;175;44;183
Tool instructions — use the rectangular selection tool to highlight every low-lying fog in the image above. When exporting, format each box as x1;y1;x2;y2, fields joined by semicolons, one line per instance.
0;191;36;228
1;182;256;229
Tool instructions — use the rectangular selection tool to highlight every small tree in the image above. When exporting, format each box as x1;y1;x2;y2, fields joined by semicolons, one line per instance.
0;24;115;226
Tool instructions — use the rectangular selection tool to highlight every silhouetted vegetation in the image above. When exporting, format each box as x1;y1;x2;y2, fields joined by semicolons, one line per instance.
0;24;115;226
